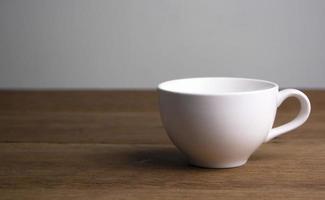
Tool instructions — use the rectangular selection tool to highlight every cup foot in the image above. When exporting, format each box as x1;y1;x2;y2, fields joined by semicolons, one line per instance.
189;159;248;169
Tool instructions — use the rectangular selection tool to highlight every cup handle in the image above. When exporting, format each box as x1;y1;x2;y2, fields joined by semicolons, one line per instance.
264;89;311;142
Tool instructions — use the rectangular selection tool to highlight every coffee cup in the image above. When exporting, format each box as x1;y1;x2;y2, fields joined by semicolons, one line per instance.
158;77;311;168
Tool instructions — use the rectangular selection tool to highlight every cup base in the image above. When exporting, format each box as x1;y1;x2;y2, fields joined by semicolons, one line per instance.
189;159;248;169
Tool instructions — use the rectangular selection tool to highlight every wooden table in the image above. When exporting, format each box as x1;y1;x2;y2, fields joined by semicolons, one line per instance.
0;90;324;199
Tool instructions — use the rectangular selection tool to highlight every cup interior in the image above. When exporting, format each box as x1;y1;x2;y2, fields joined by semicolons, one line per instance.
158;77;278;95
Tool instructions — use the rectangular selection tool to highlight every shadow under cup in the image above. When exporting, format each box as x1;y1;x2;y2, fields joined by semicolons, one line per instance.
158;77;310;168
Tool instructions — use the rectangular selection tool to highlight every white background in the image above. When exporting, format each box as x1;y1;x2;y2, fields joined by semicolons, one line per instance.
0;0;324;89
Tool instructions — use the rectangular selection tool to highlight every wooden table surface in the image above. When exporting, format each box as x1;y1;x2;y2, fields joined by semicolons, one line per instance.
0;90;324;199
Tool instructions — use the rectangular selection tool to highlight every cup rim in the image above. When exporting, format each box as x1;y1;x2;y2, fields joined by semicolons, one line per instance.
157;77;279;96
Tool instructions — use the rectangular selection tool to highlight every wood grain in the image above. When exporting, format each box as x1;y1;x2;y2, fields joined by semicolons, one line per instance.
0;90;158;112
0;90;324;199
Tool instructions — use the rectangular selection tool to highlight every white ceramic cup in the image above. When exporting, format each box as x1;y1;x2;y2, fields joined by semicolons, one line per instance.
158;77;311;168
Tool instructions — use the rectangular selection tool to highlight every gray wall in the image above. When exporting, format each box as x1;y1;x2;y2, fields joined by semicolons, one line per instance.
0;0;324;89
